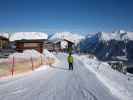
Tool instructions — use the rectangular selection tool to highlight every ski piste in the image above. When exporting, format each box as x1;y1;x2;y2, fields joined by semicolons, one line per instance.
0;53;129;100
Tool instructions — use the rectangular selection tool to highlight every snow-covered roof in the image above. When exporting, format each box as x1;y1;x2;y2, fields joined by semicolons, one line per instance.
0;32;9;39
49;32;85;44
10;32;48;41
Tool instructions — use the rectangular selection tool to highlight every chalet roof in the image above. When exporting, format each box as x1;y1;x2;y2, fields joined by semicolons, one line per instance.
63;39;74;44
0;36;9;40
51;38;75;44
0;32;9;39
15;39;45;43
10;32;48;41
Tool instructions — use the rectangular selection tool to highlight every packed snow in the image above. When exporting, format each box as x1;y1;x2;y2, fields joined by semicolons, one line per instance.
10;32;48;41
0;53;131;100
78;55;133;100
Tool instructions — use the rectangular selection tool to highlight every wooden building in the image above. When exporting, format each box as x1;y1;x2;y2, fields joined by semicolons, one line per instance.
10;32;48;53
64;39;74;48
53;40;62;52
44;41;54;52
0;36;9;49
15;39;45;53
53;39;74;52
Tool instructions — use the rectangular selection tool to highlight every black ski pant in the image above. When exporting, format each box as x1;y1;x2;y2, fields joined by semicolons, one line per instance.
69;63;73;70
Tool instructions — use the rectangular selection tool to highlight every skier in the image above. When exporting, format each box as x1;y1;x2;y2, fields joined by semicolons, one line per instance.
67;53;74;70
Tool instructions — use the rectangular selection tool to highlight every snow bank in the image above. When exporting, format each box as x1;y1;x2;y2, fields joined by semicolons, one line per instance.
0;50;60;79
0;58;8;63
43;49;60;65
79;55;133;100
8;49;59;66
9;49;42;60
10;32;48;41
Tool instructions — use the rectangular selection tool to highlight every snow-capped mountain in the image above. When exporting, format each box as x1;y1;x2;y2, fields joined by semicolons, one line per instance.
10;32;48;41
49;32;85;45
80;30;133;61
125;32;133;41
97;30;133;41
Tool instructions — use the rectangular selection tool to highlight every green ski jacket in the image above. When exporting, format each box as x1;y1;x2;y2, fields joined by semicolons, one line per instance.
67;55;74;63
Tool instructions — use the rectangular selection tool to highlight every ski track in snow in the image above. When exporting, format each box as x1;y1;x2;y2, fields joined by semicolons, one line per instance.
0;54;120;100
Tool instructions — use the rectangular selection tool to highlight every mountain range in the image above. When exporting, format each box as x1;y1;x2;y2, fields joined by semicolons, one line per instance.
79;30;133;61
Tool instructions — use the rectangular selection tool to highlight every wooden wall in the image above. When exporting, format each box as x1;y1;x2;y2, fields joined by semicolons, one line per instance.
15;40;44;53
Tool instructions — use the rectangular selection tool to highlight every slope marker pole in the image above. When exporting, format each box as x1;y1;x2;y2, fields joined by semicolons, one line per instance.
31;57;34;71
11;56;15;76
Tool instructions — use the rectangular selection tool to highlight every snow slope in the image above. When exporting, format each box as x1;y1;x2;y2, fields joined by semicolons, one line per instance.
0;53;120;100
10;32;48;41
79;55;133;100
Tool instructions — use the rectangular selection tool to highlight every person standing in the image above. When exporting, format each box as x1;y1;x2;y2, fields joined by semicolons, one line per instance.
67;53;74;70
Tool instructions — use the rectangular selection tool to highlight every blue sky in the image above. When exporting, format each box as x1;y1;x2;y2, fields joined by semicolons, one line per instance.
0;0;133;34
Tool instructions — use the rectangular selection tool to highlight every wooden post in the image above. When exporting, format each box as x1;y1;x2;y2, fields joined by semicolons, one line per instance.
40;55;43;65
11;56;15;76
31;57;34;71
